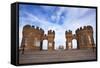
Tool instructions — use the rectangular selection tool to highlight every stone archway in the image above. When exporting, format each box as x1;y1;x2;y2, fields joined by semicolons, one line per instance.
72;39;77;49
43;40;48;50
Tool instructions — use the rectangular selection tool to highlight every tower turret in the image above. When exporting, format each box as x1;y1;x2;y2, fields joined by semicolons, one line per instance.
21;25;45;53
75;25;95;49
65;30;73;49
47;30;55;51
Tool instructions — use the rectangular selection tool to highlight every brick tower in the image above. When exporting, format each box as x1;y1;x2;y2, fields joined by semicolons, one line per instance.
65;30;73;49
76;25;95;49
21;25;44;51
47;30;55;51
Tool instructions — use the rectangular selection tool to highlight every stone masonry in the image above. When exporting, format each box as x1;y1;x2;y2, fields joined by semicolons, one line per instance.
20;25;95;54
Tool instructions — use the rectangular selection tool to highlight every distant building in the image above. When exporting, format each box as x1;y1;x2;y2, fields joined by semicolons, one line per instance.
58;45;64;50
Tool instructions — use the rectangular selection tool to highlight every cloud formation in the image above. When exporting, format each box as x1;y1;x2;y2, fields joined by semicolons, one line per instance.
19;4;96;49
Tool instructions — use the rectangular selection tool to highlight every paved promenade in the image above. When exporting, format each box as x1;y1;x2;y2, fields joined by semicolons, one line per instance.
19;49;96;64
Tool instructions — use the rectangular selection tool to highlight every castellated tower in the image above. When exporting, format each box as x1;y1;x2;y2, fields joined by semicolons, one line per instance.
65;30;73;49
47;30;55;51
76;25;95;49
21;25;44;51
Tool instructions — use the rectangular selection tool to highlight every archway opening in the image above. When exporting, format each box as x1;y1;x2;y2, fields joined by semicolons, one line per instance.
72;39;77;49
43;40;48;50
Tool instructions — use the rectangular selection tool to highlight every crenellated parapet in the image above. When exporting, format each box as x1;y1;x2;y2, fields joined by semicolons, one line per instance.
76;25;93;35
32;26;44;36
48;30;55;39
23;25;44;38
65;30;72;38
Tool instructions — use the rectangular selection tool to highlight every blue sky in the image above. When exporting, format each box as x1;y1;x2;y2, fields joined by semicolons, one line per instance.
19;4;96;49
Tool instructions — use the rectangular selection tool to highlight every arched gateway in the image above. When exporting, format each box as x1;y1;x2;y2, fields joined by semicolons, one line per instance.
65;26;95;49
21;25;55;53
20;25;95;54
